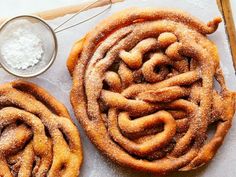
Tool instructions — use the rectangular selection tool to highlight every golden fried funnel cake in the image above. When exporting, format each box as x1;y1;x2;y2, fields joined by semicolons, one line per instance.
0;80;82;177
67;8;236;174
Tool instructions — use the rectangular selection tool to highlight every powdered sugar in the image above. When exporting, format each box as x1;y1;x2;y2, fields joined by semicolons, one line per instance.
1;27;43;69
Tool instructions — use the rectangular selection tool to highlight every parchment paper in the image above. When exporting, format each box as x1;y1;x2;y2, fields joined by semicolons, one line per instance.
1;0;235;176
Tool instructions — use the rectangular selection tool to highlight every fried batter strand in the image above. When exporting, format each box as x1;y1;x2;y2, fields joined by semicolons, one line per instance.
0;81;82;177
68;8;235;174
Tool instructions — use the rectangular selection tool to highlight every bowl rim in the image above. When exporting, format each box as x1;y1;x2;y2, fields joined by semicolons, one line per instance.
0;14;58;78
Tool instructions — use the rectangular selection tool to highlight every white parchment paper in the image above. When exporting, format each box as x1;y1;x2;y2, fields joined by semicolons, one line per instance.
1;0;235;176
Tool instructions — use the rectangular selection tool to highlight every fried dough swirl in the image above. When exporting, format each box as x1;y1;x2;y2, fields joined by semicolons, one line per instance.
0;81;82;177
67;8;236;174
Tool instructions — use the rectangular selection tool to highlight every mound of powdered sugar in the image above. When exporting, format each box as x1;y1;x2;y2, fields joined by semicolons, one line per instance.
1;26;43;70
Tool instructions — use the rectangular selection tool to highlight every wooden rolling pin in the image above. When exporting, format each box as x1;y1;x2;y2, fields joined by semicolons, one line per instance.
0;0;123;25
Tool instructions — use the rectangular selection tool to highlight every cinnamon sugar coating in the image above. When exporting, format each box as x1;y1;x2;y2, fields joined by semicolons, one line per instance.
0;80;82;177
67;8;235;174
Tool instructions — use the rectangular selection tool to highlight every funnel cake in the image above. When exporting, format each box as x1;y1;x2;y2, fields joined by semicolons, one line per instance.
0;80;82;177
67;8;236;174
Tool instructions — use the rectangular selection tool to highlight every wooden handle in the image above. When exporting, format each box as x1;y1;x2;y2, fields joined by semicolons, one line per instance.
0;0;123;25
217;0;236;72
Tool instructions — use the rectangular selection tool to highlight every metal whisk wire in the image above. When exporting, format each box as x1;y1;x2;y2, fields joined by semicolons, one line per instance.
54;0;112;33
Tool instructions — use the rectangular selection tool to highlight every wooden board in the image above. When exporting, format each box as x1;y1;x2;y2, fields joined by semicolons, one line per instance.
217;0;236;71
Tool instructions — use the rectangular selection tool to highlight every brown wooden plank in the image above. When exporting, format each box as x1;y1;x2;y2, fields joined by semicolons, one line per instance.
217;0;236;71
216;0;223;14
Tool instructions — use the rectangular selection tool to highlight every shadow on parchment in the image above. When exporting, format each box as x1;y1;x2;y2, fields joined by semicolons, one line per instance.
96;150;209;177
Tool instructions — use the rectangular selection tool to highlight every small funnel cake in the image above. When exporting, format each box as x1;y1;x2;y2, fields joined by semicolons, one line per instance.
0;81;82;177
67;8;236;174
